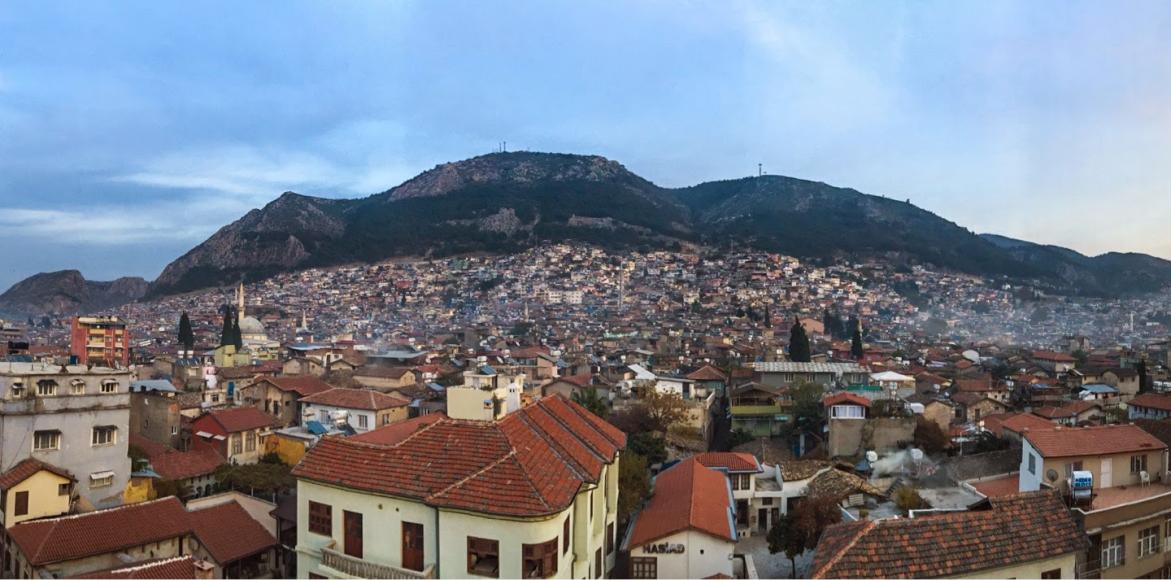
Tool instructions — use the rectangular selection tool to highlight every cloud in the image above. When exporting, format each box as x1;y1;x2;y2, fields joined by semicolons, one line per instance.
0;207;211;245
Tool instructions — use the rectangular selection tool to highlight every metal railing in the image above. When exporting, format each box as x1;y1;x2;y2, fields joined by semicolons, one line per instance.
320;547;435;579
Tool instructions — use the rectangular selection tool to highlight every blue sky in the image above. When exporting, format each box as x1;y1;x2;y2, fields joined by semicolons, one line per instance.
2;1;1171;290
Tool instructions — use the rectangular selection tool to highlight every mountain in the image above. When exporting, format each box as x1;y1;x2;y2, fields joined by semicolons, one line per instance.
981;233;1171;296
139;150;1171;298
0;270;148;317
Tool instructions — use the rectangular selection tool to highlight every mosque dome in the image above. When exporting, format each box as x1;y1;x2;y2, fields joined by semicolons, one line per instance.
239;316;267;338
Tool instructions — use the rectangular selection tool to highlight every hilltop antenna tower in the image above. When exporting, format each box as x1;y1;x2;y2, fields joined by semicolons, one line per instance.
758;163;762;177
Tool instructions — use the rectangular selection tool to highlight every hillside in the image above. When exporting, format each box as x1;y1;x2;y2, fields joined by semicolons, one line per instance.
981;233;1171;295
80;150;1171;299
0;270;148;317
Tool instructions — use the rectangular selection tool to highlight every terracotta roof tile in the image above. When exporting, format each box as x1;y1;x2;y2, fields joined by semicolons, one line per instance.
351;413;444;445
686;365;727;382
149;449;224;481
83;556;198;579
293;395;624;517
9;497;192;566
299;387;410;410
1024;424;1166;458
0;458;73;490
823;392;871;408
256;376;334;396
188;501;276;565
1130;393;1171;413
627;458;735;547
811;491;1085;578
692;452;761;473
194;406;274;435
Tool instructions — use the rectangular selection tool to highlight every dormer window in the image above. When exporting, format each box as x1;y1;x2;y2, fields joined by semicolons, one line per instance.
70;379;86;395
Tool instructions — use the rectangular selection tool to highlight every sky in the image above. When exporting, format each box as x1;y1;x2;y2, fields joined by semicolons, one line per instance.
2;1;1171;290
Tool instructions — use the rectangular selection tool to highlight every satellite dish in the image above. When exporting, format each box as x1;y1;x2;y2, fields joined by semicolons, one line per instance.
1046;469;1059;483
865;451;878;462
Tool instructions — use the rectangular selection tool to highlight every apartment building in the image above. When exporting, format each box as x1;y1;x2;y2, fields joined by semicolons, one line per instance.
0;362;132;511
292;394;624;579
1019;424;1171;578
298;387;410;433
69;316;130;368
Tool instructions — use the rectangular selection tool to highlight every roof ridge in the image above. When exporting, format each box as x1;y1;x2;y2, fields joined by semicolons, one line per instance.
426;448;550;508
527;403;602;478
812;519;876;579
390;415;448;448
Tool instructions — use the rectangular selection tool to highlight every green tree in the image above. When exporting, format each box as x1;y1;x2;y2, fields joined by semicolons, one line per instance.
789;381;824;432
215;461;294;495
912;417;949;455
617;452;652;525
1138;358;1151;394
768;513;803;579
219;305;233;348
178;312;195;352
789;318;811;362
637;388;689;433
894;486;929;514
571;387;609;419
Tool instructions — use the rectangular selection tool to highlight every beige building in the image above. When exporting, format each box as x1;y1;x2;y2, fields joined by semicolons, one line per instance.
292;394;624;579
1019;424;1171;578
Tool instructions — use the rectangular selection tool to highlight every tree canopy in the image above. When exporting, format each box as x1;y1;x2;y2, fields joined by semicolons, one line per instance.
178;312;194;351
789;318;812;362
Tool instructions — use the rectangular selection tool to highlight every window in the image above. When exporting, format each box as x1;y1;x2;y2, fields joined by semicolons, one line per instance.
594;547;602;578
1141;526;1161;557
33;430;60;451
232;434;243;455
831;405;865;419
630;557;657;579
70;379;86;395
36;380;57;396
308;501;332;535
57;483;70;496
91;473;113;488
733;474;752;491
606;522;615;555
467;537;499;578
92;426;117;446
563;516;571;554
358;415;368;429
521;539;558;579
382;414;392;426
1103;535;1125;568
590;491;594;520
320;409;330;423
1133;454;1149;474
100;380;117;393
1040;570;1061;579
762;497;773;506
245;432;256;452
1028;453;1036;475
14;491;28;516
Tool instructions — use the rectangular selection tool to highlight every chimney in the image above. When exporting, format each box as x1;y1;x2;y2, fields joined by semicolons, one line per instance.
193;559;214;580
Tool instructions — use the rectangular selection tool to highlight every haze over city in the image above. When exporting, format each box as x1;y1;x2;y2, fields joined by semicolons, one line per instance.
3;0;1171;289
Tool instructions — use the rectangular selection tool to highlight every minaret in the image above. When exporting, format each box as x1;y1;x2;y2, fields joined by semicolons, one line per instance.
236;282;245;324
301;310;308;330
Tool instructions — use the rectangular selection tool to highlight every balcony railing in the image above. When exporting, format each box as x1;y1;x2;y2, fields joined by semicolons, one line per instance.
320;547;435;579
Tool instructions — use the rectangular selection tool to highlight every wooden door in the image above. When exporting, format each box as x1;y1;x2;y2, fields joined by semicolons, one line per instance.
344;511;363;558
402;521;424;571
1101;457;1113;487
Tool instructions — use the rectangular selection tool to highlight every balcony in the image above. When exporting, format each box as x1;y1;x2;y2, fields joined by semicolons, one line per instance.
320;547;435;579
731;404;788;417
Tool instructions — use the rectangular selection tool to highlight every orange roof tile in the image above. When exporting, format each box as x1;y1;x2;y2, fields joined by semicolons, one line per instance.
188;501;276;565
293;395;625;517
811;491;1085;578
193;406;274;435
692;452;761;473
299;387;410;410
256;376;334;396
83;556;198;579
823;392;871;408
1130;393;1171;413
1024;424;1166;458
10;497;192;566
0;458;73;490
627;458;735;547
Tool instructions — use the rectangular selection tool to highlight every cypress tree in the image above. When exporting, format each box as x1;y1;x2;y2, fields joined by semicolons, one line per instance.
219;305;233;348
789;318;812;362
230;309;243;350
178;312;194;352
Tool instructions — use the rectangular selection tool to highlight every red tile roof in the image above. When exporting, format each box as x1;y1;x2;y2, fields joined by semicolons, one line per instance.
686;365;727;382
9;497;193;566
1130;393;1171;413
555;373;593;388
981;413;1055;438
1032;350;1076;363
193;406;274;435
149;448;224;481
823;392;871;408
256;376;334;396
970;474;1021;498
293;395;625;517
811;491;1085;578
692;452;761;473
128;434;173;458
84;556;198;579
351;413;445;445
188;501;277;565
0;458;73;490
299;387;410;411
627;458;735;548
1032;400;1101;419
1024;424;1167;458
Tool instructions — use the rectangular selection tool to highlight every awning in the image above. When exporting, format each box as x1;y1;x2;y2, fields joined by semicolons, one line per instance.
90;471;115;481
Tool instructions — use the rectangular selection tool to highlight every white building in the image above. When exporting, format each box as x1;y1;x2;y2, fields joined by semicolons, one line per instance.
622;457;736;579
0;363;132;510
292;394;624;579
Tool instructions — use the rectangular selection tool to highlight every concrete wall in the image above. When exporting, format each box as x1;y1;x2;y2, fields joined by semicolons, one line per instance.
950;553;1075;579
629;529;734;580
828;417;915;458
